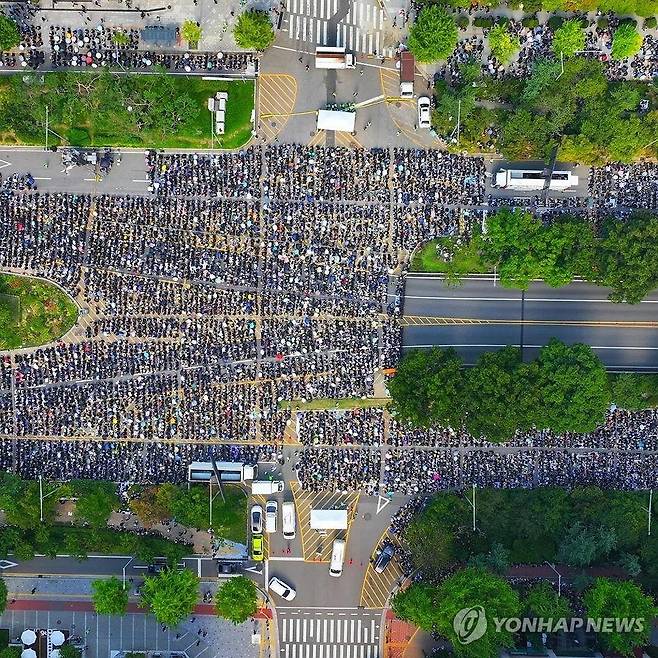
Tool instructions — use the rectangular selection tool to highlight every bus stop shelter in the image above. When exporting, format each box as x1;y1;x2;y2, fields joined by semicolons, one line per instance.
317;110;356;133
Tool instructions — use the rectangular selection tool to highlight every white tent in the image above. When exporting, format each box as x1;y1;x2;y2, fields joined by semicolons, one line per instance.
317;110;356;133
310;509;348;530
21;631;36;646
50;631;65;647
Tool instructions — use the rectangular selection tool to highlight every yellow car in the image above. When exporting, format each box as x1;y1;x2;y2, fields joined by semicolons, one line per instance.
252;535;264;561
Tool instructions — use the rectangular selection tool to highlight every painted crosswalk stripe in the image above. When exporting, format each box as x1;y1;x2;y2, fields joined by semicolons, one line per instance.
375;31;380;55
322;20;327;44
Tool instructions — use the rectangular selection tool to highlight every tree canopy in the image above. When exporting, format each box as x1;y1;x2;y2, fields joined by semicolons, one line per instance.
140;569;200;626
214;576;258;624
435;568;521;658
233;10;275;51
488;24;520;64
74;480;119;528
524;582;572;619
390;340;611;441
181;20;202;46
611;24;643;60
391;582;439;631
584;579;656;655
92;577;129;616
593;213;658;303
388;347;463;427
0;15;20;51
408;6;458;62
552;19;585;57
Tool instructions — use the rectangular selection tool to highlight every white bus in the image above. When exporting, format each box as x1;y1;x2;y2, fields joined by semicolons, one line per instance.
187;461;257;483
315;46;356;70
494;168;578;192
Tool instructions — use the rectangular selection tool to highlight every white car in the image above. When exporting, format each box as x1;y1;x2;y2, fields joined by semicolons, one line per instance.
268;576;297;601
250;504;263;535
417;96;431;128
265;500;278;534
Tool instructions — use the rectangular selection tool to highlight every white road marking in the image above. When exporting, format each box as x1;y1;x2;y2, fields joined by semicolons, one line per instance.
403;295;658;303
404;344;658;351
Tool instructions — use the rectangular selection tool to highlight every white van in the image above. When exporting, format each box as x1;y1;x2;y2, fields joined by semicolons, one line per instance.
251;480;285;495
265;500;278;534
282;502;296;540
329;539;345;578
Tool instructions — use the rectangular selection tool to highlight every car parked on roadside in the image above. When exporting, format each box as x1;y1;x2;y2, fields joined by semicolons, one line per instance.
250;504;263;535
417;96;431;129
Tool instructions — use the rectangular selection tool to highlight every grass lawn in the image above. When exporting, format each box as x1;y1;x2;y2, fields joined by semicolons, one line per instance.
158;77;254;150
0;629;9;650
0;274;79;349
0;73;254;150
410;237;491;275
279;397;390;411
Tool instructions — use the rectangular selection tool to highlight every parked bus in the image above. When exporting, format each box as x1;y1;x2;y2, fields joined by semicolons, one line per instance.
494;168;579;192
187;461;257;483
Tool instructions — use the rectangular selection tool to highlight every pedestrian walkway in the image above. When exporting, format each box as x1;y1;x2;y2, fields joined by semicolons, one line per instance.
278;610;381;658
281;0;395;57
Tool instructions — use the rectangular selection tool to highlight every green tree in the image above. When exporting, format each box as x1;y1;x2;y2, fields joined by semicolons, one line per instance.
74;481;119;528
92;577;129;616
593;213;658;303
479;208;544;289
0;649;22;658
214;576;258;624
391;582;440;630
467;542;510;575
435;568;521;658
610;372;647;411
233;10;275;51
404;494;468;580
557;522;617;567
58;646;82;658
408;6;458;63
140;568;199;627
552;19;585;58
130;485;174;526
0;577;7;614
0;15;20;51
181;20;202;46
462;348;538;442
535;339;610;434
488;24;520;64
611;24;643;60
388;348;463;427
524;582;572;619
584;578;656;655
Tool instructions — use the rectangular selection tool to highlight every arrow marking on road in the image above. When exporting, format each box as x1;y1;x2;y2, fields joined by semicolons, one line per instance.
376;495;390;515
245;565;263;575
0;560;18;569
0;159;11;169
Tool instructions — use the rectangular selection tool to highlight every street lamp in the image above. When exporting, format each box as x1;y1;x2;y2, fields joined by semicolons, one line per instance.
544;561;562;597
122;556;135;591
39;475;65;523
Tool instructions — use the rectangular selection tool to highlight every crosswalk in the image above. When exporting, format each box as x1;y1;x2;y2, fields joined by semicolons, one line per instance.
283;0;394;57
279;612;381;658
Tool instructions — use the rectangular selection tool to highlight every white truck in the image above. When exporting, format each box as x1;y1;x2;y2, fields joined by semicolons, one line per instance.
399;51;415;98
251;480;285;494
315;46;356;70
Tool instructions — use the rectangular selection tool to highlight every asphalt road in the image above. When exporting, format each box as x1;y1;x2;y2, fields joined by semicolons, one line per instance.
402;275;658;371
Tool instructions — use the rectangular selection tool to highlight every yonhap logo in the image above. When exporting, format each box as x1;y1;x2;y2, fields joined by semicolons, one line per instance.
454;606;488;645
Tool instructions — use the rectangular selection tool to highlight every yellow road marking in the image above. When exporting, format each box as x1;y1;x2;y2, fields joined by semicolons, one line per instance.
258;74;298;143
359;531;405;609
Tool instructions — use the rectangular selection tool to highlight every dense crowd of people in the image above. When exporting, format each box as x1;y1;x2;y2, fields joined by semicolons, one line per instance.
0;145;656;494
